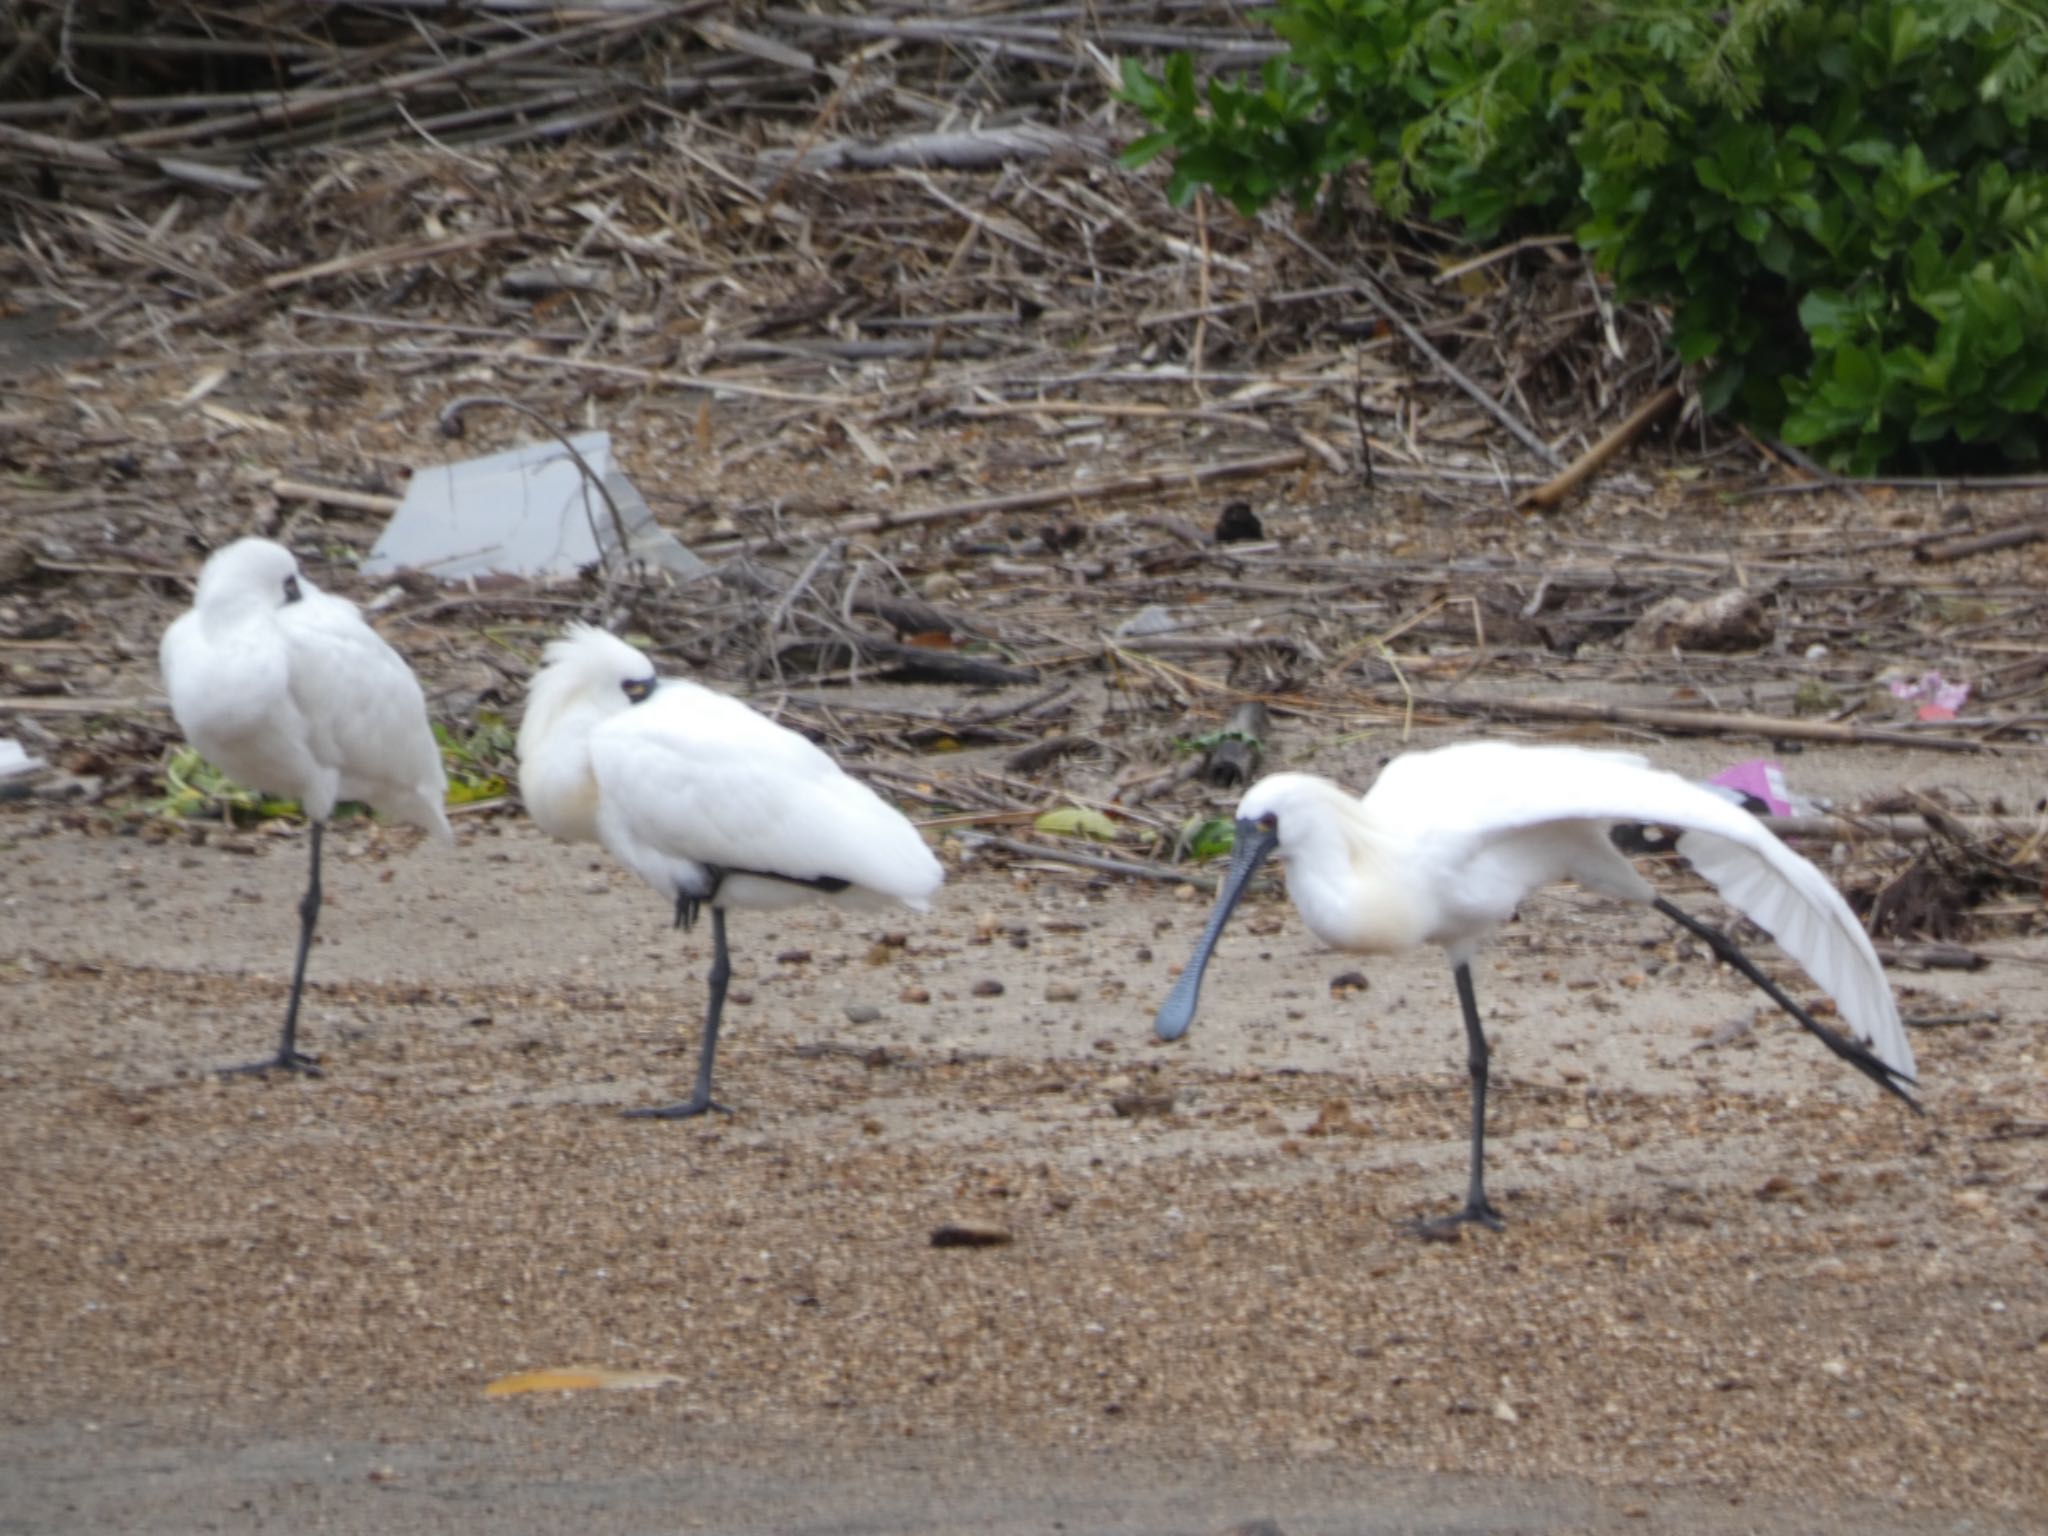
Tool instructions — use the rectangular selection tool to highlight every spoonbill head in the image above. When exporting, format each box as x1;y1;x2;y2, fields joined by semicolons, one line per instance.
1155;742;1918;1234
161;537;451;1075
518;624;944;1118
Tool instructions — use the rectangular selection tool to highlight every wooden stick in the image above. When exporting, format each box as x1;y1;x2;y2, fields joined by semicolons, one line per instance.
754;124;1101;174
1759;812;2048;842
1411;692;1993;753
1516;383;1681;512
270;477;402;515
0;123;265;192
1914;519;2048;564
268;341;859;408
978;834;1216;890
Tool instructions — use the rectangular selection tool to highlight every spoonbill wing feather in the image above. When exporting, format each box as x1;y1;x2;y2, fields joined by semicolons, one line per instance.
160;613;316;800
590;683;940;906
1673;826;1912;1079
1366;744;1911;1080
280;594;451;837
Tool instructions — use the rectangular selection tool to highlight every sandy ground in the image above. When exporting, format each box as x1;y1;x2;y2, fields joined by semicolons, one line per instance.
3;732;2046;1533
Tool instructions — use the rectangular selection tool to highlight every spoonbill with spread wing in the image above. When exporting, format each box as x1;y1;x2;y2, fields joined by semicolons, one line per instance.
1154;742;1918;1234
161;537;451;1075
517;624;943;1118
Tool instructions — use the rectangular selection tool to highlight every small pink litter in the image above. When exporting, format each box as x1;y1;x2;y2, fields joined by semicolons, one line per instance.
1708;759;1792;817
1888;670;1969;722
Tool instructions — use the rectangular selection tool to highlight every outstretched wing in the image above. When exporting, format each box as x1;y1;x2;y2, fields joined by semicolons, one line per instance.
1370;743;1913;1081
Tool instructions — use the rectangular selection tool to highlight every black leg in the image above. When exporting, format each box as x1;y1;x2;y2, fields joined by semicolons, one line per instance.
626;907;734;1120
1405;961;1506;1237
1652;897;1919;1111
223;820;325;1078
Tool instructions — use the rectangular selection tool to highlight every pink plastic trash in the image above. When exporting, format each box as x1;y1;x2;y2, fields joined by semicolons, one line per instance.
1888;670;1969;723
1708;759;1793;817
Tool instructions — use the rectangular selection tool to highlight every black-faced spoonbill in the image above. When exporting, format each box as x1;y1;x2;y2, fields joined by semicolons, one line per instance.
1154;742;1919;1234
160;537;451;1075
517;625;944;1119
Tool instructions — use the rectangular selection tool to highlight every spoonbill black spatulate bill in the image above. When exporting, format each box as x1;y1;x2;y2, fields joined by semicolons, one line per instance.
517;625;944;1119
1153;742;1919;1234
160;538;452;1076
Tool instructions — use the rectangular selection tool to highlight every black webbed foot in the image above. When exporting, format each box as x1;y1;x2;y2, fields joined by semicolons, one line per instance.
622;1095;731;1121
1401;1198;1505;1240
219;1050;323;1079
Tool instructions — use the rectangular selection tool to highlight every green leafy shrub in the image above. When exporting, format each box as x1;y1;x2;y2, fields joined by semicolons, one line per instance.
1122;0;2048;473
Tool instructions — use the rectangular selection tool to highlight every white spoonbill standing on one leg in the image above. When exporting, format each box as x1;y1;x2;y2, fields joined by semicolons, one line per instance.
160;537;452;1075
517;624;944;1119
1154;741;1919;1234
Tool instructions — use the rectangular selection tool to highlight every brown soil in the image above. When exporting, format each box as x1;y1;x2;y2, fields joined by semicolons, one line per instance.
3;784;2045;1532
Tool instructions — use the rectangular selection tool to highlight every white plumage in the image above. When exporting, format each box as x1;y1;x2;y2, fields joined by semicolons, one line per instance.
1156;741;1917;1232
518;624;942;1117
161;537;449;1073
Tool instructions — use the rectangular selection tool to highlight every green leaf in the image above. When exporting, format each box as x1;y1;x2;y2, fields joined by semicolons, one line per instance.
1832;342;1882;398
1034;806;1120;841
1798;288;1861;347
1119;132;1174;171
1181;816;1238;861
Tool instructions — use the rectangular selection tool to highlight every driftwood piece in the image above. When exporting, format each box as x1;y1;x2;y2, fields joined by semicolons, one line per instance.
1877;942;1988;972
1518;383;1682;512
1413;692;1989;752
270;477;402;515
1760;813;2047;843
1914;519;2048;564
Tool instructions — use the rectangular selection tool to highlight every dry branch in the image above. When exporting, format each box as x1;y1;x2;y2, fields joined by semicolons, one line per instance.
0;122;265;191
1412;692;1994;753
1915;519;2048;564
1517;383;1682;512
758;125;1103;175
977;834;1217;890
269;478;402;515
